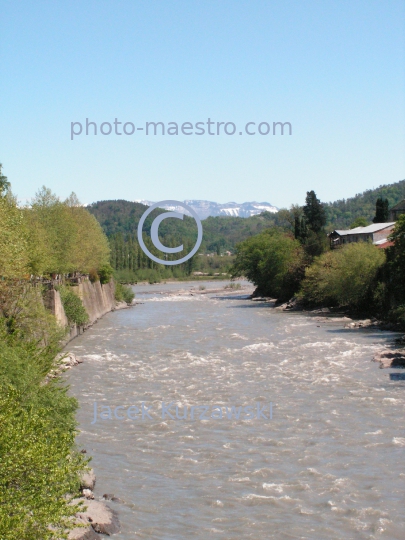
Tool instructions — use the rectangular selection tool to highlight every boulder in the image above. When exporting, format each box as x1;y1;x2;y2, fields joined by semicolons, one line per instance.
75;499;120;535
373;349;405;369
103;493;121;502
80;469;96;490
114;301;129;310
82;489;94;499
68;518;99;540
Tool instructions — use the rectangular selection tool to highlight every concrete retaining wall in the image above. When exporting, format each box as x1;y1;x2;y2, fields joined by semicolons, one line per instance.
45;279;117;342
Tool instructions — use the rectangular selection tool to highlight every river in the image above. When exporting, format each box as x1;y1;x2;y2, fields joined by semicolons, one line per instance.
66;280;405;539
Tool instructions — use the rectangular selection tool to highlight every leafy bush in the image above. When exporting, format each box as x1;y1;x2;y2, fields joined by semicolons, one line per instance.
299;242;385;308
98;264;114;284
0;324;88;539
58;286;89;326
115;282;135;304
0;387;86;540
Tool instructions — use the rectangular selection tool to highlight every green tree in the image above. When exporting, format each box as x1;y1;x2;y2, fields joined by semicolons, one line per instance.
373;197;389;223
349;216;368;229
303;190;326;233
27;188;110;275
386;215;405;308
231;229;306;300
0;163;11;196
0;194;29;279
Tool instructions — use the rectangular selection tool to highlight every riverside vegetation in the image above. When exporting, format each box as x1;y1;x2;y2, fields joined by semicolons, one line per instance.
88;178;405;284
0;164;132;538
231;190;405;326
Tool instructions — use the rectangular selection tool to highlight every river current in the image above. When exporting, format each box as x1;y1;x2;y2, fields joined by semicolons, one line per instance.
66;281;405;539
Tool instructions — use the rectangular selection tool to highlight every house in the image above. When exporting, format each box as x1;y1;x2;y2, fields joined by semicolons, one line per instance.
389;199;405;221
329;222;395;249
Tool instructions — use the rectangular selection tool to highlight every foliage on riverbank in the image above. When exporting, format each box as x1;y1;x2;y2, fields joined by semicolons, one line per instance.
298;243;385;309
232;191;405;325
0;168;113;537
231;229;306;301
0;312;88;538
115;282;135;304
58;285;90;326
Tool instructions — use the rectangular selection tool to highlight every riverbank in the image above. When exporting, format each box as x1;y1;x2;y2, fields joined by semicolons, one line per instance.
51;280;135;538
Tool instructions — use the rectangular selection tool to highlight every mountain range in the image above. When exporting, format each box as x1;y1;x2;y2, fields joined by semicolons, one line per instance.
134;200;278;219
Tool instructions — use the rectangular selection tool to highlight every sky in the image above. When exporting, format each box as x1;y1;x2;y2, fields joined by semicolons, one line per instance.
1;0;404;208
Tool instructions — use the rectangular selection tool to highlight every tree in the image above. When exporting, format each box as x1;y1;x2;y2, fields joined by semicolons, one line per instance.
372;197;389;223
0;163;11;196
27;188;110;275
303;190;326;233
231;229;306;300
294;215;308;243
0;193;28;279
386;215;405;306
349;216;368;229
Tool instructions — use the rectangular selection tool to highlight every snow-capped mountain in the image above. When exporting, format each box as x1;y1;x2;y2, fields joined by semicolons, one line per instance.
134;200;278;219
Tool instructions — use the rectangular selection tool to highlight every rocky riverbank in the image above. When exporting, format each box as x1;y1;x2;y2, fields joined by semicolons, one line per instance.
68;469;120;539
45;352;122;538
52;292;132;537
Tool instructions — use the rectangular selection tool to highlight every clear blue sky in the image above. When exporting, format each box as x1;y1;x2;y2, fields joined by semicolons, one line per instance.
1;0;404;208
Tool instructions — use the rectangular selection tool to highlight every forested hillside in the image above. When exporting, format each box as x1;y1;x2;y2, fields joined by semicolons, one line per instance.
87;199;274;253
88;179;405;248
323;179;405;229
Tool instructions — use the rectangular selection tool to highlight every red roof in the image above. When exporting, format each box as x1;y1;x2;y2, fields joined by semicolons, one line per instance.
376;241;394;249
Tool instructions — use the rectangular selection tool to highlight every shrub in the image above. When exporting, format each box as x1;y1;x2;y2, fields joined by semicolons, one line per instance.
224;282;242;290
0;387;87;540
0;328;88;539
115;282;135;304
98;264;114;284
58;286;89;326
299;242;385;308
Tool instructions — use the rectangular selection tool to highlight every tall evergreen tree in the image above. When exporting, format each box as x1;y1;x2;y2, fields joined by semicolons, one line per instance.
372;197;389;223
294;215;308;243
303;190;326;233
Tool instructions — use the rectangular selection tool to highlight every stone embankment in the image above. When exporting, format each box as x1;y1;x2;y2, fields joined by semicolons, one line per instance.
43;278;130;343
43;278;130;537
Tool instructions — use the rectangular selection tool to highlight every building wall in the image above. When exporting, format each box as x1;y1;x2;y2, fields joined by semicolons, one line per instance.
373;226;394;242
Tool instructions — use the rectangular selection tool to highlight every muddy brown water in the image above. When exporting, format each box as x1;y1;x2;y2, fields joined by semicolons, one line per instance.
66;281;405;539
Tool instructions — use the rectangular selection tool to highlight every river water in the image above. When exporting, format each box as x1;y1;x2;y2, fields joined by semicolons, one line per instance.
66;281;405;539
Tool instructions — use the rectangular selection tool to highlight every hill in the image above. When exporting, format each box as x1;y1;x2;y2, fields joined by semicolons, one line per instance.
87;200;274;253
323;179;405;229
